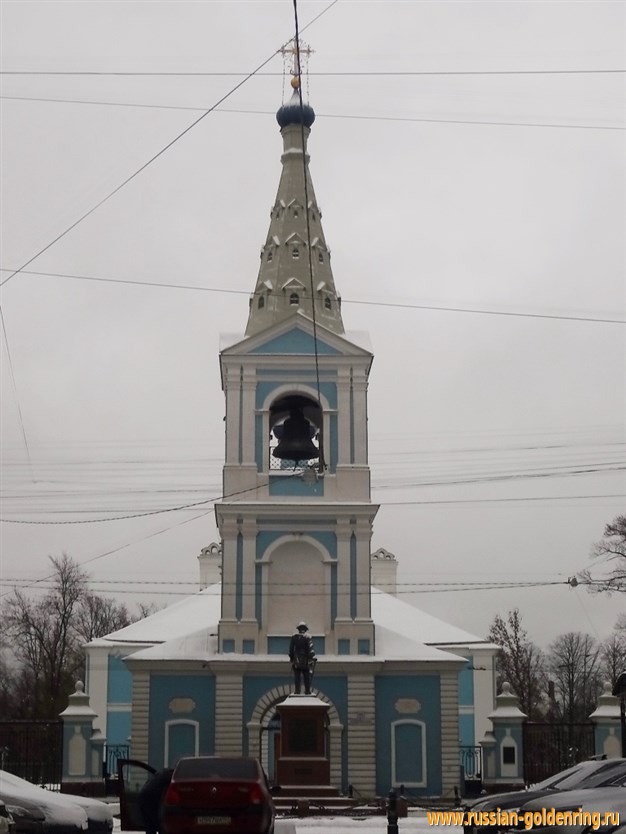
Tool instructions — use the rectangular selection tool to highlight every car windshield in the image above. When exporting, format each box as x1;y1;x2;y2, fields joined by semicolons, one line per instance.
535;760;626;791
174;758;259;780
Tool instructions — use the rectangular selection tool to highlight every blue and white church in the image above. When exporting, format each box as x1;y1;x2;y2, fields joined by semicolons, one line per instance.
85;82;498;800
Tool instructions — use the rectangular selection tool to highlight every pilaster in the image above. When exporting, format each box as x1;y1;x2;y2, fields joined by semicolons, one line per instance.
440;669;461;798
130;671;150;762
215;672;244;754
347;674;376;796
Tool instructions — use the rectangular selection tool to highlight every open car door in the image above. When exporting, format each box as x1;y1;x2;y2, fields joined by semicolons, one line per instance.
117;758;156;831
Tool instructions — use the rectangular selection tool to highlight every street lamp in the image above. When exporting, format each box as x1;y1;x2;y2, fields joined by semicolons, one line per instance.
612;671;626;757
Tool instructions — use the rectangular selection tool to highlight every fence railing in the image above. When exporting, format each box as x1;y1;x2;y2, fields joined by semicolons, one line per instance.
460;745;482;780
0;720;63;788
104;743;130;780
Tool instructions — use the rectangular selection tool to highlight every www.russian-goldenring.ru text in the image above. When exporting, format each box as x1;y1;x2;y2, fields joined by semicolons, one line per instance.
426;808;620;830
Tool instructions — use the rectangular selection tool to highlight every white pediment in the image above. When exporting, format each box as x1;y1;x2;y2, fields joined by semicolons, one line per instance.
220;314;373;359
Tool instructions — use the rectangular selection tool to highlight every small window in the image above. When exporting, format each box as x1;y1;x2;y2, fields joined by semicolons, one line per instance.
258;296;265;309
293;210;299;218
324;297;332;310
289;292;300;305
312;212;317;222
502;746;516;765
292;247;299;259
267;251;273;262
318;252;324;263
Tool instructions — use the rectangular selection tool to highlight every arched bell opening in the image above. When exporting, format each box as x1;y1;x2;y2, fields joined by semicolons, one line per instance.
269;393;322;472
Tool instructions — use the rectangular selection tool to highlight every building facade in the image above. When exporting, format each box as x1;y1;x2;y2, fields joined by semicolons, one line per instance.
85;85;497;799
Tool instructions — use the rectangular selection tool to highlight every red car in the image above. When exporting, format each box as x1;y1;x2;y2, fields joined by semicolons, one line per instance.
161;757;276;834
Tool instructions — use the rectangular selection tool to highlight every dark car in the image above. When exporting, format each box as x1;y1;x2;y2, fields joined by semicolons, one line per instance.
0;800;15;834
516;768;626;834
462;758;626;833
162;756;277;834
0;771;113;834
2;803;44;834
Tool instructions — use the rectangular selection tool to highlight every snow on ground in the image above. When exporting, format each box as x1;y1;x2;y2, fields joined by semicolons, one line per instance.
113;809;460;832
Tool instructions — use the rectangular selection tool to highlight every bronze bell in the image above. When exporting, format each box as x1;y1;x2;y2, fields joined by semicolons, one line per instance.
273;408;319;461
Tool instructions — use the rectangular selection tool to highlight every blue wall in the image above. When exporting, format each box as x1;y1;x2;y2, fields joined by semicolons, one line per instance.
106;710;132;747
458;659;474;706
148;674;216;769
251;328;341;356
375;675;442;797
459;713;475;747
108;655;132;703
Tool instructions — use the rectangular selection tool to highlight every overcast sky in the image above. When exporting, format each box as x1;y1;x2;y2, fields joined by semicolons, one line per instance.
1;0;625;649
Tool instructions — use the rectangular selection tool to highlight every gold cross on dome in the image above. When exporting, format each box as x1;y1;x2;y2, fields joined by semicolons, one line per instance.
280;38;314;88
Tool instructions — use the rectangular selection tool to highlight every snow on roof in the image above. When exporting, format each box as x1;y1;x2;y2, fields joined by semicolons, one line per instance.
90;584;493;652
130;625;219;660
92;582;491;664
86;585;221;646
129;623;463;664
371;586;494;648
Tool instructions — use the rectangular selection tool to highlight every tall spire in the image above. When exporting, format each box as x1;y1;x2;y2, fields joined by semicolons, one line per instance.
244;55;345;338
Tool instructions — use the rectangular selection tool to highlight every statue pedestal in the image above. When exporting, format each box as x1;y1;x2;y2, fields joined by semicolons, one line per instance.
275;695;336;795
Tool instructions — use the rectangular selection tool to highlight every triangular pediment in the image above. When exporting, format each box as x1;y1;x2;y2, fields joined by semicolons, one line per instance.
284;232;307;247
221;313;372;359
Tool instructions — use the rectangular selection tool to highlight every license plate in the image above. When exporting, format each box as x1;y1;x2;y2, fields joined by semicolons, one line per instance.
197;817;231;826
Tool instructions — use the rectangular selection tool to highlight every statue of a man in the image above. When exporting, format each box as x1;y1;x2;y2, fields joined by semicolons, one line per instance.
288;621;316;694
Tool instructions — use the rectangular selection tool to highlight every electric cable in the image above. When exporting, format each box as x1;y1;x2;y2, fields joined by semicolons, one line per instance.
2;96;623;131
2;69;624;76
0;306;34;482
292;6;325;471
0;0;339;291
0;508;212;600
1;268;623;325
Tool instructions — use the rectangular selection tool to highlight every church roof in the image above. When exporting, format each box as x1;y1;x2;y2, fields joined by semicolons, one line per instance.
244;89;344;338
87;583;494;658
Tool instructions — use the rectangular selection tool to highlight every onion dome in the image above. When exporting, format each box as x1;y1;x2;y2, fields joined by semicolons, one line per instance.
276;87;315;129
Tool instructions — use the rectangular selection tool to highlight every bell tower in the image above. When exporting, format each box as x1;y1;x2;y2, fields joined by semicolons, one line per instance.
215;54;377;659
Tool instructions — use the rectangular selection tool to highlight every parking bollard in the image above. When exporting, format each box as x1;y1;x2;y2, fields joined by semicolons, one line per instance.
387;788;399;834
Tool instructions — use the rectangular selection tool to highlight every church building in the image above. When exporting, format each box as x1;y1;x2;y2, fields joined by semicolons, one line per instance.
85;75;498;800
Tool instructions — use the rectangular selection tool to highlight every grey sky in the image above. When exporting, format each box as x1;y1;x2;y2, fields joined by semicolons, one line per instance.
1;0;625;647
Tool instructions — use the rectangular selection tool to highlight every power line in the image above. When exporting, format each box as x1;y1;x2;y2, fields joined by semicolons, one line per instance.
0;580;572;597
1;268;623;325
0;509;211;600
0;479;276;524
2;69;624;76
0;306;34;482
2;481;623;523
0;0;338;291
3;96;624;132
382;493;625;507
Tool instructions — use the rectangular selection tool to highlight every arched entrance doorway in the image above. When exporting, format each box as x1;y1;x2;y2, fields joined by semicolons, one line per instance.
246;684;343;789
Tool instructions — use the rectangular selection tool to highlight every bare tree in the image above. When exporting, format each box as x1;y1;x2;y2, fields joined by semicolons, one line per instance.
581;515;626;592
5;555;87;717
600;632;626;688
488;608;546;719
547;632;603;724
3;554;144;718
74;594;132;643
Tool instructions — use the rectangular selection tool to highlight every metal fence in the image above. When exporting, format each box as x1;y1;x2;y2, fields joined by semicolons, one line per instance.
103;743;130;794
0;720;63;788
523;722;595;785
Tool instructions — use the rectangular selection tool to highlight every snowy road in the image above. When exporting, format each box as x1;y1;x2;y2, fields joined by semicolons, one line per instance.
274;811;459;831
115;810;458;832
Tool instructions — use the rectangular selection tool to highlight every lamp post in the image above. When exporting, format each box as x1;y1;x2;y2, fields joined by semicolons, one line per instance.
612;671;626;757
